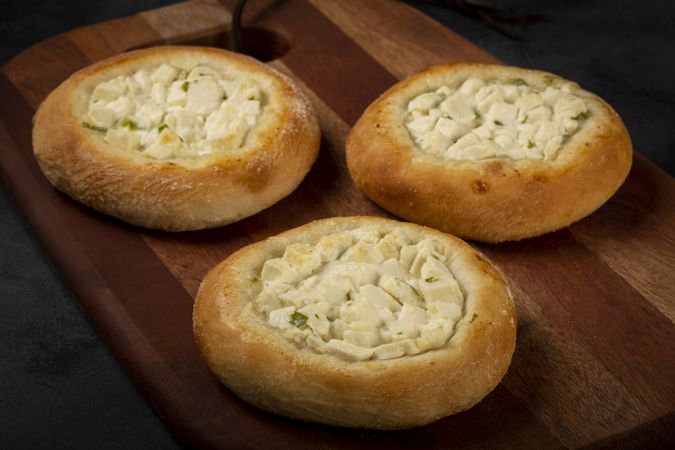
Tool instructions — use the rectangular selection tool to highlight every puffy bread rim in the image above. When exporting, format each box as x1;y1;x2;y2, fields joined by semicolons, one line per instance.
195;216;516;374
368;62;628;172
50;45;304;170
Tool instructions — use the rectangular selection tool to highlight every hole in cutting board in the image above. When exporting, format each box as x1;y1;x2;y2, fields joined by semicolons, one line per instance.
231;27;290;62
135;27;290;62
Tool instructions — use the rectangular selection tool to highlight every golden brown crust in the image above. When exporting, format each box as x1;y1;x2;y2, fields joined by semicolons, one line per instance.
193;216;516;429
346;63;633;242
32;46;320;231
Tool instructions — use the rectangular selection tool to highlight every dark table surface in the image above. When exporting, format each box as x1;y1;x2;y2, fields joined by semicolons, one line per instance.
1;1;673;448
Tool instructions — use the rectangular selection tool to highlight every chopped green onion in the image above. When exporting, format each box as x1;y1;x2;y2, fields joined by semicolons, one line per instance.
81;122;107;133
543;76;555;86
289;311;309;330
528;140;535;149
573;112;588;121
158;124;169;133
425;277;439;283
522;114;529;124
250;276;259;283
510;78;528;86
181;81;189;92
474;110;481;119
494;120;503;126
119;118;138;130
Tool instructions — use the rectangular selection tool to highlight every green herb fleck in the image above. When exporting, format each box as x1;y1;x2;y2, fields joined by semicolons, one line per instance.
528;140;535;149
474;110;481;119
81;122;107;133
425;277;439;283
573;112;588;121
543;75;555;86
469;313;478;323
119;118;137;130
522;114;529;124
494;120;503;126
289;311;309;330
158;124;169;133
510;78;528;86
181;81;189;92
250;276;259;283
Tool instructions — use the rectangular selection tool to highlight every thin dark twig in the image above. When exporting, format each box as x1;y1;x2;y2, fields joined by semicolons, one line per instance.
233;0;248;52
414;0;545;39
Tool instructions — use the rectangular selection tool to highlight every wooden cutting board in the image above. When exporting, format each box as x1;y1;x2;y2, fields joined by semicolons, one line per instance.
1;0;673;448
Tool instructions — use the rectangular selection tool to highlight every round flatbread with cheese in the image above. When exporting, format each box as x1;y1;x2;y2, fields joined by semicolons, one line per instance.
193;216;516;429
33;46;320;231
347;63;632;242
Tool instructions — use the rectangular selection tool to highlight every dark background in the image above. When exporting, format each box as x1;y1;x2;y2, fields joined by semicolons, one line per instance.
1;1;673;448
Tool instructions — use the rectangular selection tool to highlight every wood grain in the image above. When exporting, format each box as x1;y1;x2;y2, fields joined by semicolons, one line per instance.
501;282;653;446
67;15;161;61
0;0;673;448
570;156;675;322
140;0;231;43
309;0;500;78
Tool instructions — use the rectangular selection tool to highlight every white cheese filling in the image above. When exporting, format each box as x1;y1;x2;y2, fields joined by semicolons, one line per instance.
82;63;264;159
405;77;589;161
253;227;465;361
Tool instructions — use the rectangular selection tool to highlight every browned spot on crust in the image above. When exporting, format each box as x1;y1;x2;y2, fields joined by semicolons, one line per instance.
239;156;273;192
472;179;489;194
485;161;504;176
533;174;548;183
475;253;497;277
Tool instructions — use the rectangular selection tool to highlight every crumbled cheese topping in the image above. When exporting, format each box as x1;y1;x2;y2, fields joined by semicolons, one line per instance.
83;63;264;159
253;227;465;361
405;77;589;161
